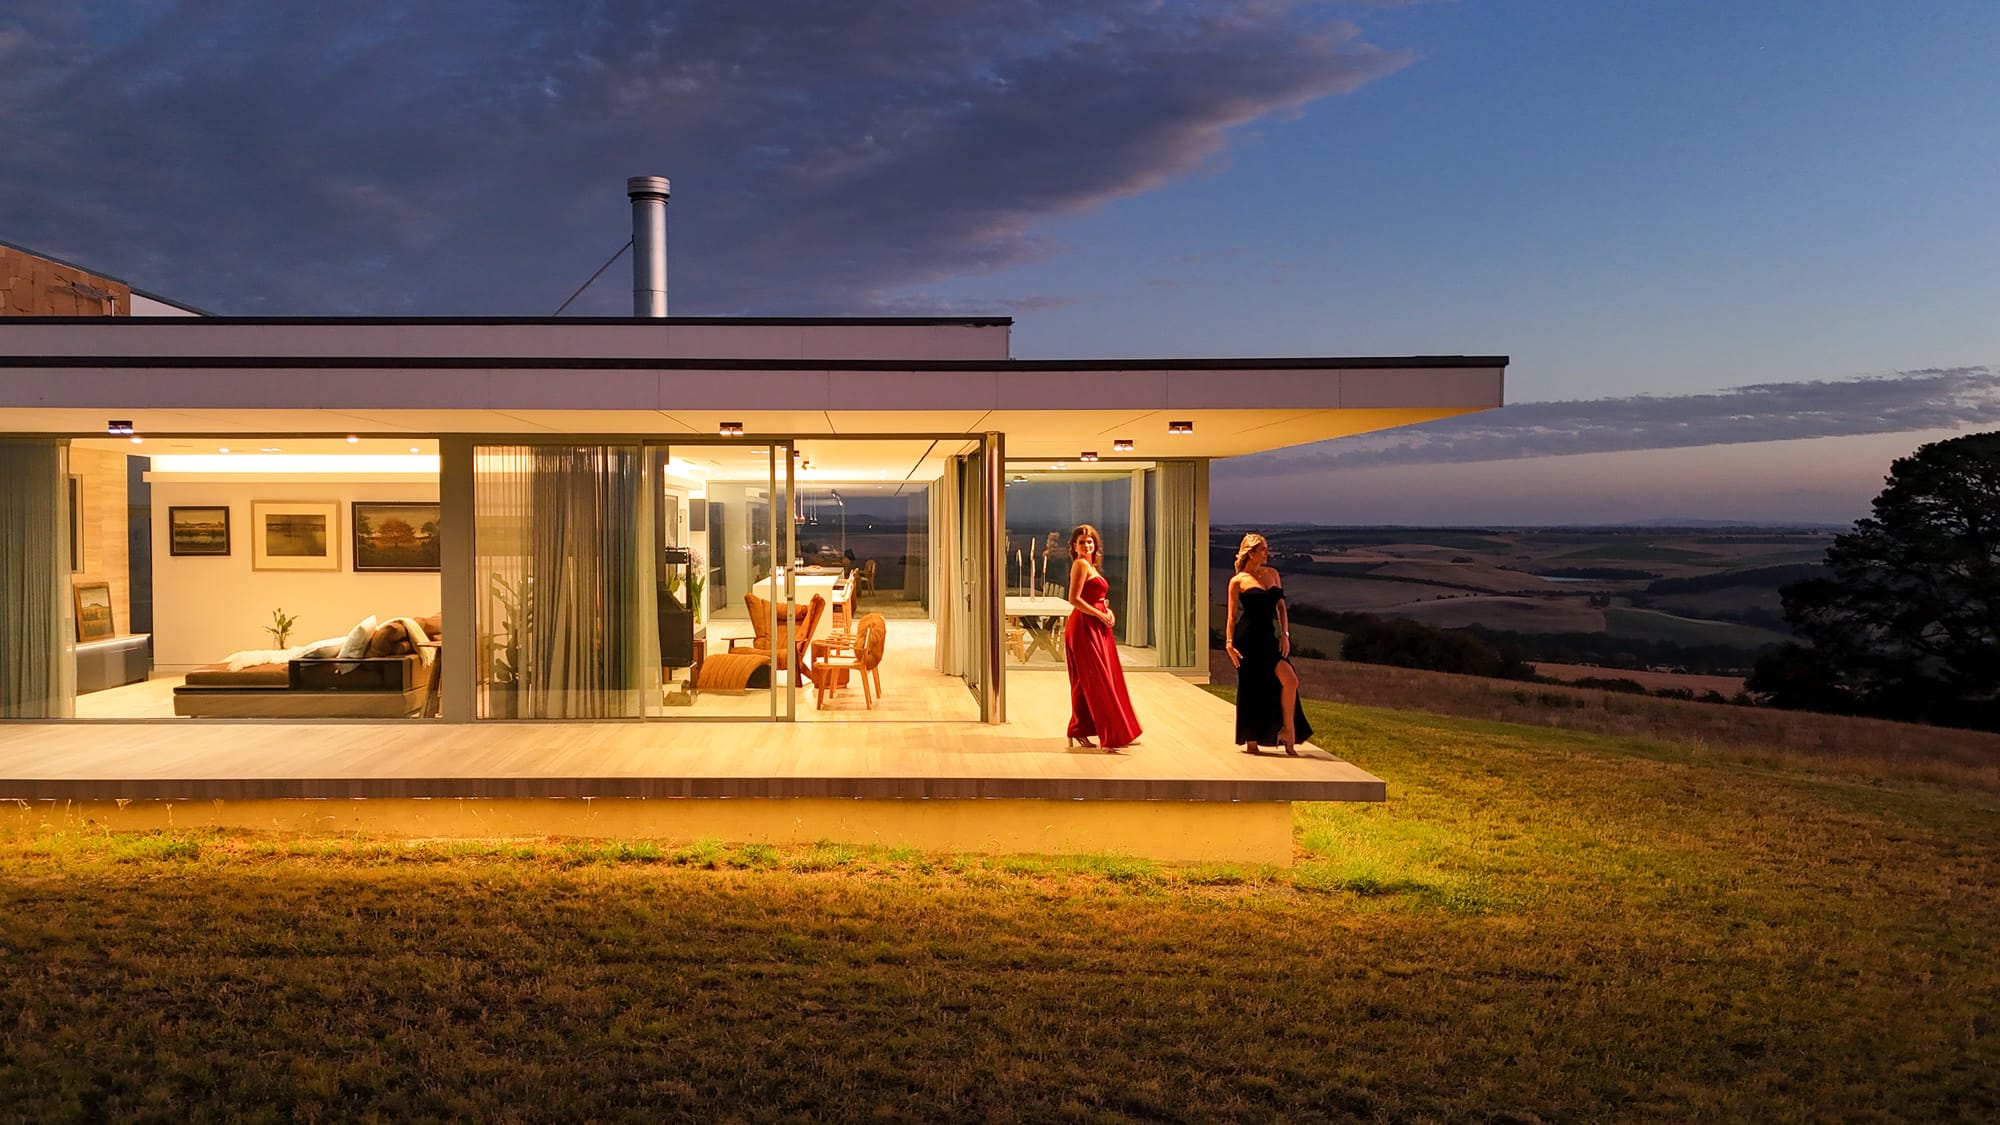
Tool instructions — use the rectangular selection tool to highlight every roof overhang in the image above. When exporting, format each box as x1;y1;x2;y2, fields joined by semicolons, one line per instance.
0;319;1505;460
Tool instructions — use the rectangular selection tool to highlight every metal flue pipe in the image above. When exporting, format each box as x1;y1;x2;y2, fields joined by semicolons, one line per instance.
627;175;670;317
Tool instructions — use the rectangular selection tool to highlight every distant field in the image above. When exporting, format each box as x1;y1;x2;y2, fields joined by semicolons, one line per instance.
1603;606;1792;649
1381;595;1606;634
1222;572;1453;612
1553;543;1722;563
1642;587;1785;622
1367;560;1549;593
1531;662;1747;696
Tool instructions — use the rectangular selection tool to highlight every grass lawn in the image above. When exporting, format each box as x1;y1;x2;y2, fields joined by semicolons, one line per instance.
3;699;1996;1122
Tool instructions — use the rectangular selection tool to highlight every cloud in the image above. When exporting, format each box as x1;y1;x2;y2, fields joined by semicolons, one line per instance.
0;1;1411;315
1220;367;2000;474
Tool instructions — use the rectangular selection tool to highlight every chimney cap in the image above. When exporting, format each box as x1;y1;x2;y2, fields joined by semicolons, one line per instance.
626;175;671;200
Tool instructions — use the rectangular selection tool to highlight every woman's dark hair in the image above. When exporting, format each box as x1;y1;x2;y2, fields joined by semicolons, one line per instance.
1068;523;1104;567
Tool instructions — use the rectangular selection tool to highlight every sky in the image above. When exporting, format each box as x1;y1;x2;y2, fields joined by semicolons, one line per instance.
3;0;1996;524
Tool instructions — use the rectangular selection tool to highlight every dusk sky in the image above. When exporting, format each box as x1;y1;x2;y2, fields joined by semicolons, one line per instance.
4;1;1996;524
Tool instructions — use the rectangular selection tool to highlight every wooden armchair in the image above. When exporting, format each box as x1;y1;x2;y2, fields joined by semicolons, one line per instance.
814;612;886;709
855;558;877;595
729;591;825;672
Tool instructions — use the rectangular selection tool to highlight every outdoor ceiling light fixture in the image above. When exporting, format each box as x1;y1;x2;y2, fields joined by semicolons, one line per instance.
1168;420;1194;434
1112;439;1134;452
346;435;360;443
106;420;134;435
719;421;745;436
1080;451;1099;462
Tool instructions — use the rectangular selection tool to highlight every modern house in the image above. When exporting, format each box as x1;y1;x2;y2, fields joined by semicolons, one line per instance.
0;197;1505;863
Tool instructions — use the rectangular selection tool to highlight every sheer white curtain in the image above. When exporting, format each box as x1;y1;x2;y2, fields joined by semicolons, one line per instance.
0;440;74;718
1154;461;1199;667
475;444;647;718
930;459;963;675
1124;469;1150;648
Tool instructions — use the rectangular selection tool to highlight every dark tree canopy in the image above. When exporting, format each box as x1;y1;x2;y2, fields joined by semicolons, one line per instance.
1749;431;2000;730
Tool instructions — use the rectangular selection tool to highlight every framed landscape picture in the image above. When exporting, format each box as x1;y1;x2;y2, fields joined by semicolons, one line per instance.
74;581;114;642
167;505;231;556
251;501;339;571
352;501;441;572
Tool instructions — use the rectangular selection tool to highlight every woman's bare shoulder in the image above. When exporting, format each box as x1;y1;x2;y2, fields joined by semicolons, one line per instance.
1257;565;1284;586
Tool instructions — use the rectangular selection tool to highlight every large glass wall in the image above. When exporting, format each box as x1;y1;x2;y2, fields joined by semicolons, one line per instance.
650;443;790;720
1002;460;1201;671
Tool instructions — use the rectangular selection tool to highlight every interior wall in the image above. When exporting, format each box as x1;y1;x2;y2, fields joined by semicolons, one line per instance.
149;475;440;668
68;446;134;643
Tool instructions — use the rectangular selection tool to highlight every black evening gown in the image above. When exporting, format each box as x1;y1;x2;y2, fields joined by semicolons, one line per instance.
1233;586;1313;746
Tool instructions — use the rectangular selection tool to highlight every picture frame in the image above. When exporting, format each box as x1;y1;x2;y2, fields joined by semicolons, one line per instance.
167;505;232;557
251;501;339;571
352;501;441;572
74;581;114;642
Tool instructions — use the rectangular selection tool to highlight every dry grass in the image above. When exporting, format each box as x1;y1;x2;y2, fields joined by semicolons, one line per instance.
2;691;1996;1121
1214;652;2000;791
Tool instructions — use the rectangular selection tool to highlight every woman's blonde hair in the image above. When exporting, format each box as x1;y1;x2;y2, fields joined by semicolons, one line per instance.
1234;533;1269;574
1069;524;1104;567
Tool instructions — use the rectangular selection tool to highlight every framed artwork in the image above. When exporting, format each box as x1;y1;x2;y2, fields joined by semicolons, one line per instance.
251;501;339;571
74;581;114;642
167;505;231;556
352;501;441;572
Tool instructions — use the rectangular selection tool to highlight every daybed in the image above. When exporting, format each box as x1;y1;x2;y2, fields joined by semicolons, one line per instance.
173;613;440;718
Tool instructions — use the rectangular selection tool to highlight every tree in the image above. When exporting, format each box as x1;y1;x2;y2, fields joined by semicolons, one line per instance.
1749;431;2000;730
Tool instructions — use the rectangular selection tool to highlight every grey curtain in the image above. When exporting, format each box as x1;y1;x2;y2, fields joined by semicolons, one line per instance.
475;444;647;718
1154;461;1199;667
0;440;74;718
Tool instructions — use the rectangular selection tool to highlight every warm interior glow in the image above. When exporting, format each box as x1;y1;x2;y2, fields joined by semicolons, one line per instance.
149;454;441;474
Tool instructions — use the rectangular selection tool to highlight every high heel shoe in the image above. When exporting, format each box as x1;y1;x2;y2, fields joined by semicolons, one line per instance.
1067;735;1097;749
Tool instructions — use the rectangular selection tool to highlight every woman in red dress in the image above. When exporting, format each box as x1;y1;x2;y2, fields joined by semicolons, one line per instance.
1063;523;1141;751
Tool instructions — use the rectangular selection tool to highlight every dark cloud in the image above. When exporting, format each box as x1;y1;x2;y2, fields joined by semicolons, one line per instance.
0;1;1409;315
1219;367;2000;474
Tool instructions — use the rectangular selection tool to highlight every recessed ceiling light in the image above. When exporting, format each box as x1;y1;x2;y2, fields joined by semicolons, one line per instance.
1112;439;1133;452
129;436;144;445
719;421;744;436
106;420;134;435
1168;420;1194;434
1079;451;1099;462
218;447;230;453
260;447;281;453
409;447;421;454
346;435;360;443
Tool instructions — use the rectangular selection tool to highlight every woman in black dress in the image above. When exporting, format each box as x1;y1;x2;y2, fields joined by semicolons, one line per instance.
1224;533;1312;755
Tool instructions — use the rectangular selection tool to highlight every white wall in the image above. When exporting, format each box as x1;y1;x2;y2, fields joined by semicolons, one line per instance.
150;474;440;668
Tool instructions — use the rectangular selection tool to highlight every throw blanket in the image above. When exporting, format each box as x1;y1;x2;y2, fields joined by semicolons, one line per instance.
387;617;437;667
223;644;317;671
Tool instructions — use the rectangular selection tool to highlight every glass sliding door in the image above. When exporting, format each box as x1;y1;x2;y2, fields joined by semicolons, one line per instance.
473;443;648;719
1001;459;1199;672
648;442;793;720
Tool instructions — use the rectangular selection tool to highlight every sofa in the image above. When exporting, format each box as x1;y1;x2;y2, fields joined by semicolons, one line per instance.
172;613;441;718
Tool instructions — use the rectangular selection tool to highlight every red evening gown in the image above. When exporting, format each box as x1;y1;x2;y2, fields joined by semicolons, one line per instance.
1065;572;1142;749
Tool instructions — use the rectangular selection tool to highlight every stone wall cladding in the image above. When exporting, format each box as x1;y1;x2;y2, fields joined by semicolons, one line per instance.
1;245;131;316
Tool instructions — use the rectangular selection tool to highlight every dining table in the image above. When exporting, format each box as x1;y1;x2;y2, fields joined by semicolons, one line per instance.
1003;595;1074;663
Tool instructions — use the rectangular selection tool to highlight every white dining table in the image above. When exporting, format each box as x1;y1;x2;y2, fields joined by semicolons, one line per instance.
1003;595;1074;663
751;572;846;644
